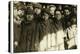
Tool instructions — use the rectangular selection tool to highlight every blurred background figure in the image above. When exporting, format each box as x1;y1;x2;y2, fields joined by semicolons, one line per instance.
33;3;42;15
17;8;36;52
49;5;56;29
13;1;24;24
63;6;72;40
67;16;77;49
25;3;33;10
72;5;77;17
13;1;25;52
32;3;42;51
63;5;77;49
49;5;56;18
33;3;42;22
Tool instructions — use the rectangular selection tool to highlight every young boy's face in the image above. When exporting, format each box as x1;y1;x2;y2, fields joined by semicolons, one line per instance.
49;7;56;16
42;13;49;20
55;11;62;20
34;8;41;15
26;14;34;21
64;9;71;16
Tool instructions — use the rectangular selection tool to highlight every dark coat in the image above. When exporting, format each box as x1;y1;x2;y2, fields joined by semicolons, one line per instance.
64;15;72;29
14;22;21;43
17;19;36;52
54;18;64;31
39;19;51;41
35;19;51;51
49;16;57;33
14;20;21;52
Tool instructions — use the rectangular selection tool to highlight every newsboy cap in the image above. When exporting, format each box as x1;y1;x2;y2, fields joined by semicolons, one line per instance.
25;8;34;14
33;3;42;9
42;8;50;15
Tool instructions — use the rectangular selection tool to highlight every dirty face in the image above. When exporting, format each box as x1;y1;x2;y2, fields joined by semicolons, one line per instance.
42;13;49;20
55;11;62;20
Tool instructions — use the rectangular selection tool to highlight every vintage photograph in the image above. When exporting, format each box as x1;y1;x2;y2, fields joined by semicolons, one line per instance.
11;1;77;52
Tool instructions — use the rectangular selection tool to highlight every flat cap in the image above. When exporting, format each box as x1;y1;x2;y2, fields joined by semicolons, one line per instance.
49;5;56;9
42;8;50;15
25;8;34;14
33;3;42;9
27;4;33;7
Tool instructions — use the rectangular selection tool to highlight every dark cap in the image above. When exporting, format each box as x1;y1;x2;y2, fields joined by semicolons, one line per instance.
64;5;71;11
49;5;56;9
25;8;34;14
42;8;50;15
33;3;42;9
27;4;33;7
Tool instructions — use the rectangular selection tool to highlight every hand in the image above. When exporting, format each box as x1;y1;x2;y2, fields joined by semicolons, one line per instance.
14;41;18;48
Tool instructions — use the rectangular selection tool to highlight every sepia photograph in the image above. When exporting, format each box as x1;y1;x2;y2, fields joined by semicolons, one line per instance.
9;1;77;53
